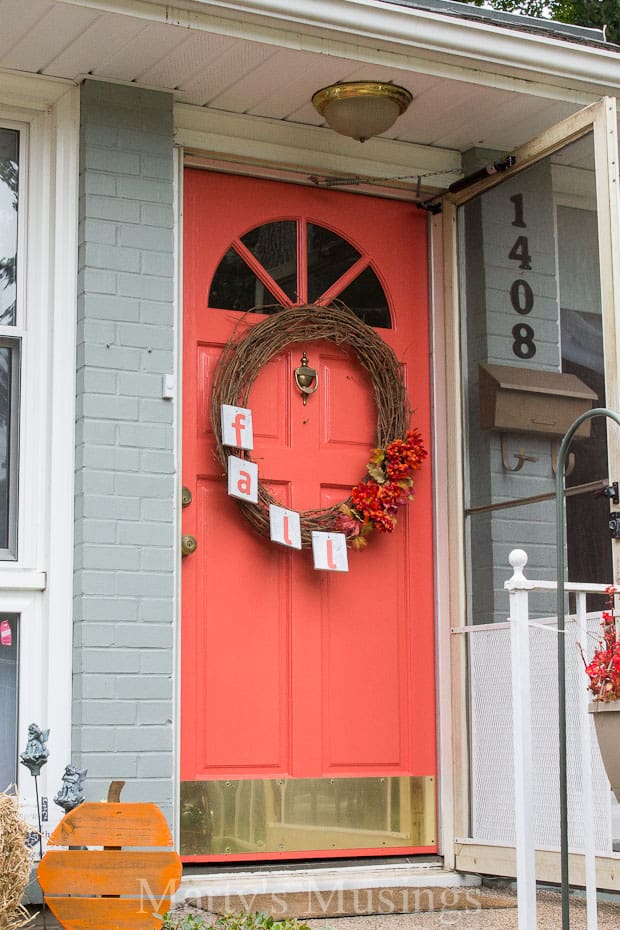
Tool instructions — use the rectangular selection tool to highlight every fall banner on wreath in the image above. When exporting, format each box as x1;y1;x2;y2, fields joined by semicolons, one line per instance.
213;303;427;570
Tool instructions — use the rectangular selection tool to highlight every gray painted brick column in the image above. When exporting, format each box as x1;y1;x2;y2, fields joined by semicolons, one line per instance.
74;80;176;821
463;156;559;624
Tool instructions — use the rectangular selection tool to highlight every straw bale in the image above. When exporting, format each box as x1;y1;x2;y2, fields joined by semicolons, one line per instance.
0;792;34;930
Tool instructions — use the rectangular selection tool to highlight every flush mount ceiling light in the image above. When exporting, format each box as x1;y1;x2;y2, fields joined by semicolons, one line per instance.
311;81;413;143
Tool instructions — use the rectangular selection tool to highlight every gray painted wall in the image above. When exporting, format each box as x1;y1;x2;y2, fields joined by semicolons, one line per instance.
74;80;176;821
463;161;560;624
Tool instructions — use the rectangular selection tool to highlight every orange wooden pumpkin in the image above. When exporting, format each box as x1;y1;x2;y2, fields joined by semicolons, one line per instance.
39;802;182;930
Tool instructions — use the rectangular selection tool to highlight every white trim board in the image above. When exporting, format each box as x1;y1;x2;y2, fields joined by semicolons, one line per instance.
176;103;461;195
178;862;480;903
0;69;76;112
455;840;620;891
429;210;456;870
0;86;80;847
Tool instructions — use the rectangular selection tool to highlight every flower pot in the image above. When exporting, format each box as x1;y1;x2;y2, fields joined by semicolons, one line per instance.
589;701;620;802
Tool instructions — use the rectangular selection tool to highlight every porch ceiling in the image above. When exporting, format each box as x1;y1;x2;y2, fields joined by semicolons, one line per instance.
2;0;619;160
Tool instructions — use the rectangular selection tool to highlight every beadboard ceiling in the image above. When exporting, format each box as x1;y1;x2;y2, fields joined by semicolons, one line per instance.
0;0;615;156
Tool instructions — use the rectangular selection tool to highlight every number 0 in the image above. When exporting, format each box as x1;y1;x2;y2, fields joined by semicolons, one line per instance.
510;279;534;315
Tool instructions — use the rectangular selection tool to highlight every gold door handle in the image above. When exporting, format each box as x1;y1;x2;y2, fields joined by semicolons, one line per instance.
181;534;198;557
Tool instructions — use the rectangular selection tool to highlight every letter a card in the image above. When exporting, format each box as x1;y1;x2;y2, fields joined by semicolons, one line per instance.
311;531;349;572
269;505;302;549
228;455;258;503
221;404;254;450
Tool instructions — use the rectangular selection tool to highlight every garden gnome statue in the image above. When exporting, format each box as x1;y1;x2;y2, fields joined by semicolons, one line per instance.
20;723;50;776
54;764;87;813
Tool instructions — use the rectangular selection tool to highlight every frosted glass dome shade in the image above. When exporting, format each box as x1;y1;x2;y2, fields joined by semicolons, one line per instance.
312;82;412;142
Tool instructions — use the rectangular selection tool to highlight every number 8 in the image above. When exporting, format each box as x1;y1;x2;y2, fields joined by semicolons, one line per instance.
512;323;536;359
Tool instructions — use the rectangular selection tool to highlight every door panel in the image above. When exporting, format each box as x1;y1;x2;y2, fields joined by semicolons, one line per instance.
194;478;291;775
181;169;435;859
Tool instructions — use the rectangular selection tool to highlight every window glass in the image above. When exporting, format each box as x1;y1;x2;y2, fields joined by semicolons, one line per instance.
459;132;608;623
0;344;15;552
0;615;18;789
336;265;391;329
0;129;18;326
558;205;607;592
307;224;360;303
241;222;297;302
209;219;392;327
0;126;19;560
208;246;280;312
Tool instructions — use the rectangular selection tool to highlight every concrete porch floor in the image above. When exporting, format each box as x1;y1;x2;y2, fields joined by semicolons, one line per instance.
26;886;620;929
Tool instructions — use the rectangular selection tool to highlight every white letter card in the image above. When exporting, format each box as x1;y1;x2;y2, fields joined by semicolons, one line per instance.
221;404;254;450
311;531;349;572
228;455;258;503
269;505;302;549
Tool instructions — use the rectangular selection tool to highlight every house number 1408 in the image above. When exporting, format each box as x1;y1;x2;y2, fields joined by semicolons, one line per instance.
509;193;536;360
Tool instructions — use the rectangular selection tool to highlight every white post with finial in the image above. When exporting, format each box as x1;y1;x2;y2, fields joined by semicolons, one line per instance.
576;591;598;930
505;549;537;929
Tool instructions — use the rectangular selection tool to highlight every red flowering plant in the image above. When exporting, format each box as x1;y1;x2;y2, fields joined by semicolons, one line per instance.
582;585;620;702
336;428;427;550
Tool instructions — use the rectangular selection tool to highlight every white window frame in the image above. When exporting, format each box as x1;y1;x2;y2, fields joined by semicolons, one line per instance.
0;334;21;560
0;120;24;560
0;74;79;842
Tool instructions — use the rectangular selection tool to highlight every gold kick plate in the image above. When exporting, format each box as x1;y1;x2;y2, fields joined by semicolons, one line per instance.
180;775;435;856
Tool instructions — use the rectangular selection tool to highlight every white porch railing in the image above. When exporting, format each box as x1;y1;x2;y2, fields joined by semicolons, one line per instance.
453;549;616;929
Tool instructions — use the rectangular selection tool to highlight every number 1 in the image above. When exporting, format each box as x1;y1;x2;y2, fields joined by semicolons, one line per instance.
510;193;526;228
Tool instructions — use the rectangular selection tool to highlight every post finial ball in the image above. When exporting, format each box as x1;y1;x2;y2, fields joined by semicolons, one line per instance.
509;549;528;570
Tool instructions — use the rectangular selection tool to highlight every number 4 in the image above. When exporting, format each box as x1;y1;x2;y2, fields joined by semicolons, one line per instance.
508;236;532;270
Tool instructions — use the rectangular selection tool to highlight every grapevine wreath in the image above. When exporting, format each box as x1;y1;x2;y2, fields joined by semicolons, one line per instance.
210;302;427;549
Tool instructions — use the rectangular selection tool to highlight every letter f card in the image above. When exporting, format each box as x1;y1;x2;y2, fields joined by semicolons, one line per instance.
221;404;254;450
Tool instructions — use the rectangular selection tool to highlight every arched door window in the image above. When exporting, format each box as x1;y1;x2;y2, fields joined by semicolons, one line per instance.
208;220;392;328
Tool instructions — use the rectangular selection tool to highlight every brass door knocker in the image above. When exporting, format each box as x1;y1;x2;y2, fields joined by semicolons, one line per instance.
294;352;318;405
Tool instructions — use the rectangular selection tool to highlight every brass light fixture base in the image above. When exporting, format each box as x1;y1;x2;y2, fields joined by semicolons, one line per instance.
312;81;412;115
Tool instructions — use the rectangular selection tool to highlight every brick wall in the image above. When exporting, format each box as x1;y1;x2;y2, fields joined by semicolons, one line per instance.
74;81;176;819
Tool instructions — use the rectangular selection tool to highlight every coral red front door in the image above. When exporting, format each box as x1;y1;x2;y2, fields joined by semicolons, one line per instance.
181;170;435;861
